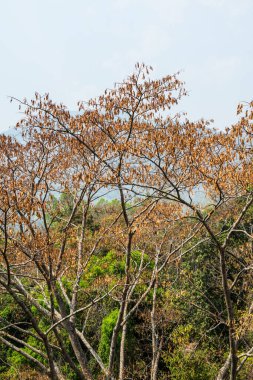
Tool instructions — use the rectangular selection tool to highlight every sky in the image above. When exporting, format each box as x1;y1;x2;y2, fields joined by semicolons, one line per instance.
0;0;252;132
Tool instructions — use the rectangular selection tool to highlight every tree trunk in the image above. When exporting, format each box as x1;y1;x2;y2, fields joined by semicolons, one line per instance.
219;249;237;380
119;302;128;380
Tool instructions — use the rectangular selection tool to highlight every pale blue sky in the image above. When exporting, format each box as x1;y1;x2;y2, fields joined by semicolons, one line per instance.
0;0;252;132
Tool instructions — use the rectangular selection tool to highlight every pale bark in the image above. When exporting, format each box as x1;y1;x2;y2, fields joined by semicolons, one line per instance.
216;354;231;380
119;301;128;380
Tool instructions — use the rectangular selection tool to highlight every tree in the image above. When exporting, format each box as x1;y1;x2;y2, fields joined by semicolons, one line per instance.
0;64;252;379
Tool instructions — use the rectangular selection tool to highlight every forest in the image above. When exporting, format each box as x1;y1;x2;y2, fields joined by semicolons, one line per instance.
0;63;253;380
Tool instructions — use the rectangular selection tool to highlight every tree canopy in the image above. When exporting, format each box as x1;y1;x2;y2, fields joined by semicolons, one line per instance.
0;64;253;380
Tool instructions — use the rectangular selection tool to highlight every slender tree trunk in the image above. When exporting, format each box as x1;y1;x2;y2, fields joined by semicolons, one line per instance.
54;290;93;380
54;362;67;380
119;302;128;380
150;277;162;380
70;202;88;323
216;354;231;380
219;249;237;380
195;210;238;380
53;327;86;380
107;219;134;377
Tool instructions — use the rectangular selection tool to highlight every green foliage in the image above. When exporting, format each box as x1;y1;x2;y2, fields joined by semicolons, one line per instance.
82;250;151;286
166;348;218;380
162;324;218;380
98;309;119;364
